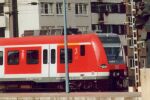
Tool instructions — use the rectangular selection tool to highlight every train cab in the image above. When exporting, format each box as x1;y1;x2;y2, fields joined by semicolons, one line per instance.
97;33;128;90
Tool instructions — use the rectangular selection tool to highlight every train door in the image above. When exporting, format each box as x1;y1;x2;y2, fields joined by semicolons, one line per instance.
0;47;4;77
42;45;49;77
49;44;57;77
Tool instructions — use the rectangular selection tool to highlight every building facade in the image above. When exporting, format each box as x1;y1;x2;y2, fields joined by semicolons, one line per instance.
18;0;93;36
17;0;128;37
0;0;130;39
91;0;127;35
0;0;13;38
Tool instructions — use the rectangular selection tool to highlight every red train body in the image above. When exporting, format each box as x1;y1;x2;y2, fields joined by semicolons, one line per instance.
0;33;127;91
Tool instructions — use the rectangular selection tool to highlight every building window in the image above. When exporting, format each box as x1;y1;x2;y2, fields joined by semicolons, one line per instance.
0;51;3;65
60;49;72;64
99;24;125;34
56;2;63;14
92;24;102;31
40;26;55;35
129;39;133;47
77;26;88;33
0;4;4;16
40;2;53;15
99;4;106;13
119;4;126;13
107;25;113;33
111;4;118;12
68;3;71;10
142;42;145;48
27;50;39;64
129;59;134;67
8;51;19;65
43;49;48;64
142;59;145;68
91;2;126;13
0;28;5;37
106;4;112;12
41;26;55;30
75;3;88;15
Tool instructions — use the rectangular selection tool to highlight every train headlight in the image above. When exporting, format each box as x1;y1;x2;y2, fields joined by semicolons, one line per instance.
100;64;107;69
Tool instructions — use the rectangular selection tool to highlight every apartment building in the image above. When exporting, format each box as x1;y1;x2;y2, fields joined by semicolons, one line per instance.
91;0;126;34
0;0;132;38
18;0;92;36
17;0;129;37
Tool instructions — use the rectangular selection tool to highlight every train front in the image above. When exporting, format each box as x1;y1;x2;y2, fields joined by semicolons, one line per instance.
98;33;128;90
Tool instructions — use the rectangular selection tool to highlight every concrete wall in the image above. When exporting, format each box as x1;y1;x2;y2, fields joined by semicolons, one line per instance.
0;92;141;100
141;68;150;100
18;0;40;36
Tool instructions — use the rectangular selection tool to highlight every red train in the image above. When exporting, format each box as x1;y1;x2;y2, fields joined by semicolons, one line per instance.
0;33;127;91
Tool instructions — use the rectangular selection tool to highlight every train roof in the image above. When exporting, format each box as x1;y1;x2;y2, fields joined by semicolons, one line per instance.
96;33;121;44
0;33;98;46
96;33;119;37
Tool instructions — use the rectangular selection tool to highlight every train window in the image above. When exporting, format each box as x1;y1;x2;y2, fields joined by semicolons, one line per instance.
27;50;39;64
80;45;85;56
43;49;48;64
8;51;19;65
0;51;3;65
60;49;72;64
51;49;55;64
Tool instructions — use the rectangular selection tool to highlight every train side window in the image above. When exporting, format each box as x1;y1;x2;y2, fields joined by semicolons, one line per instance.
0;51;3;65
43;49;48;64
8;51;19;65
80;45;85;56
60;49;72;64
27;50;39;64
51;49;56;64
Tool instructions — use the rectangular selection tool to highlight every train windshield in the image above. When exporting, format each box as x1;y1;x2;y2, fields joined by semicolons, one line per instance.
104;47;124;64
97;33;124;64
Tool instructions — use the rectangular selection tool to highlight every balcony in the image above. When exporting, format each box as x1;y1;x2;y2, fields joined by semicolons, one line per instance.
0;16;6;27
